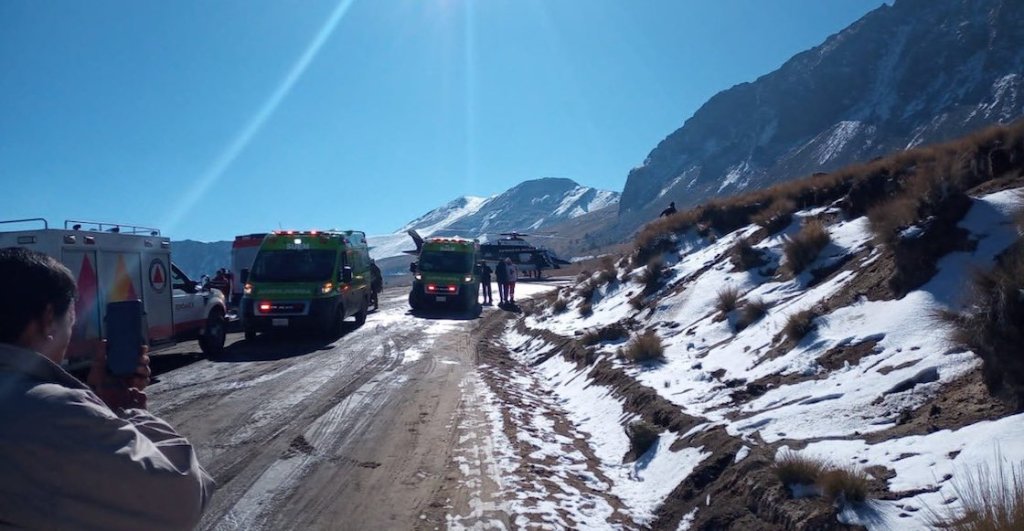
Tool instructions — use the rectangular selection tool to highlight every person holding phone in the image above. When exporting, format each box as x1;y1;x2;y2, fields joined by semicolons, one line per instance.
0;247;214;530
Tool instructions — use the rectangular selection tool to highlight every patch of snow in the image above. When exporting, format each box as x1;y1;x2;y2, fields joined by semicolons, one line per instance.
815;121;863;165
718;161;750;193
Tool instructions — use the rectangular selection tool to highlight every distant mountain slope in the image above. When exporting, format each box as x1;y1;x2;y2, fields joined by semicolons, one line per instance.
369;178;619;261
171;239;231;279
620;0;1024;219
169;178;618;278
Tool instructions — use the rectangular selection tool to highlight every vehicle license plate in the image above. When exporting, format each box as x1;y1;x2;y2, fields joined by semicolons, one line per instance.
272;318;289;327
436;296;447;302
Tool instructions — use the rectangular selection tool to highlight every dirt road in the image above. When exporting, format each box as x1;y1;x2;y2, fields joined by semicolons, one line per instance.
146;283;564;530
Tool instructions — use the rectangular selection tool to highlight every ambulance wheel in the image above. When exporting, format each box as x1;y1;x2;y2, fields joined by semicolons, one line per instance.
354;296;368;327
199;309;227;357
329;305;346;338
462;290;478;313
244;326;256;341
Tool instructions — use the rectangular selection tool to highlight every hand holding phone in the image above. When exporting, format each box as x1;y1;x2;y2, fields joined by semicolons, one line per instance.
105;300;145;377
87;340;151;410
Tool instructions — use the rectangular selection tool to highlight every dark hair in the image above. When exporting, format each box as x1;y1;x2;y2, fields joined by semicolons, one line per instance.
0;247;77;343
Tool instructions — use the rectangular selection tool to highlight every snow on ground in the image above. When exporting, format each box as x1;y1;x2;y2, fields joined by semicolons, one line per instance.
504;330;709;525
796;413;1024;530
502;188;1024;528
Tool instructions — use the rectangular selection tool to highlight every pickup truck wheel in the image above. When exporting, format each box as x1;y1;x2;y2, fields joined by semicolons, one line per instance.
199;309;227;357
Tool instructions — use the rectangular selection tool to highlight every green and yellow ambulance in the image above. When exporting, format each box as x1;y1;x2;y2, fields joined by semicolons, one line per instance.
241;230;372;339
409;237;480;312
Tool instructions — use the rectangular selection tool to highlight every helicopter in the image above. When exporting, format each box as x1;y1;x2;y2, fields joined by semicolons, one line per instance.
404;229;571;278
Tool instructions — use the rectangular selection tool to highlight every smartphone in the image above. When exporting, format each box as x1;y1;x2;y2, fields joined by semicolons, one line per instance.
105;300;145;376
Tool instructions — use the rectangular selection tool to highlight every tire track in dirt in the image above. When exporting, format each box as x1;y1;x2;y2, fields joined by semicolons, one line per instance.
146;292;419;530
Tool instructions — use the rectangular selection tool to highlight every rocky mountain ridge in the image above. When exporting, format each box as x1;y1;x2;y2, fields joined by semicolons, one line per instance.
620;0;1024;221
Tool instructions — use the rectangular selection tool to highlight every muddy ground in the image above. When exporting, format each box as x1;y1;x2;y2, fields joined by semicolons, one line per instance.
146;284;569;530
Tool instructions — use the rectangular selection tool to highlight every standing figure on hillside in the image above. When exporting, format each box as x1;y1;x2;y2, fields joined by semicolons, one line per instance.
506;258;519;304
495;258;509;305
477;261;493;305
660;201;677;218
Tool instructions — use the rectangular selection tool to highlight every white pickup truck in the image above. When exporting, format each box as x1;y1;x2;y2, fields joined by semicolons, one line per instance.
0;218;228;369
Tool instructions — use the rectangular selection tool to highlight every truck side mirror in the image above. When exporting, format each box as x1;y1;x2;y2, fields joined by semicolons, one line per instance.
341;266;353;283
240;268;249;284
409;262;418;273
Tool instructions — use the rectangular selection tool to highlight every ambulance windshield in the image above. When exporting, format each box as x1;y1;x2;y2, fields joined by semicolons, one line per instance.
418;251;474;274
250;249;336;283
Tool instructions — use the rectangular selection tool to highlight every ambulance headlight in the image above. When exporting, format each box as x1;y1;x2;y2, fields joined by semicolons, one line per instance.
415;274;422;281
244;283;254;295
321;282;335;294
463;276;473;283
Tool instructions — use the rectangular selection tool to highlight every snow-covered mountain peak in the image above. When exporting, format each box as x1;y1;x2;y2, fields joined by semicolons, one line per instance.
371;178;619;261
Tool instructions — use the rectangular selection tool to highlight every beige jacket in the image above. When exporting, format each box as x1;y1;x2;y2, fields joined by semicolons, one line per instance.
0;343;214;530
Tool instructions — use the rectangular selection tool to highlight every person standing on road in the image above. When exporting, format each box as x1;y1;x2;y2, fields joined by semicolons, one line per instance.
506;258;519;304
495;257;509;305
0;247;214;530
370;260;383;310
477;261;493;305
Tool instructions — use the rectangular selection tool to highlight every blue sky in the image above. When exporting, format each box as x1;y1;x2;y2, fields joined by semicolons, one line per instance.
0;0;886;241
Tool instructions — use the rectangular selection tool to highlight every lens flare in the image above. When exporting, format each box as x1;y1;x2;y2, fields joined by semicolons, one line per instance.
164;0;358;233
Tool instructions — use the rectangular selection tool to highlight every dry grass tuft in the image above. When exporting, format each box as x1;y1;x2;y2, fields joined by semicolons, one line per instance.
577;279;598;303
938;242;1024;404
634;210;701;266
784;309;818;342
623;331;665;363
628;294;647;311
638;258;668;296
929;461;1024;531
774;451;827;487
578;301;594;317
551;298;568;314
580;322;629;346
736;298;769;331
731;238;767;270
596;257;619;285
783;219;831;274
868;195;921;245
820;466;870;504
752;198;797;234
716;286;741;314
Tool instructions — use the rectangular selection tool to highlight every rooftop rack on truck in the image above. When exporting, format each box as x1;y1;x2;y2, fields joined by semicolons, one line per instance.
64;219;160;236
